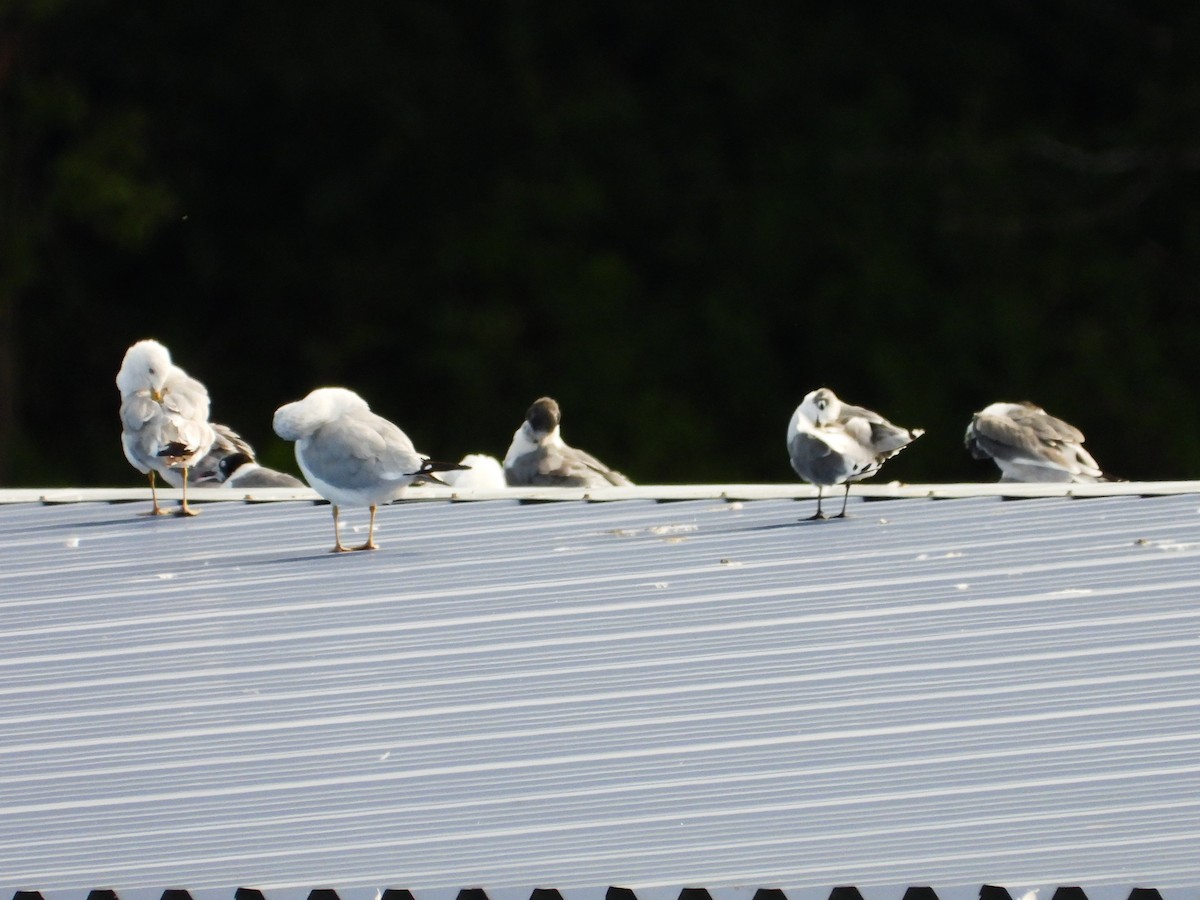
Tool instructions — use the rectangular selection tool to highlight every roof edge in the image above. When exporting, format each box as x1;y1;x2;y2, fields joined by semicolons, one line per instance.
3;884;1186;900
2;481;1199;505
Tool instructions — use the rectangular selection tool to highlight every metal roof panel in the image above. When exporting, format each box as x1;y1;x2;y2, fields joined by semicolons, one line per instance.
2;489;1199;893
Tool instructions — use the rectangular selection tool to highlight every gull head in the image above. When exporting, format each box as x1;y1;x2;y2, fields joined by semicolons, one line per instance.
801;387;842;426
524;397;563;443
116;339;173;400
217;451;254;482
273;387;370;441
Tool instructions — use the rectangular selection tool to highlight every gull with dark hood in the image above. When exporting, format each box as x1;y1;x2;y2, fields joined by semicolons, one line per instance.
217;452;306;489
504;396;633;488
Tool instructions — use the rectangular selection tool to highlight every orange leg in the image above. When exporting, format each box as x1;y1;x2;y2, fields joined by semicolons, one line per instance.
354;505;379;551
143;470;170;516
330;505;351;553
175;466;200;517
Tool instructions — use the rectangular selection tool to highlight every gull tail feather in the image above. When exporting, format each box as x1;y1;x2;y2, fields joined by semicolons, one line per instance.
156;442;194;460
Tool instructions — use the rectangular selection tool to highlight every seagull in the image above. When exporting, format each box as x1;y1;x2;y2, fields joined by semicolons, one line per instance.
217;452;306;488
439;453;507;490
965;401;1105;482
504;396;633;488
787;387;924;519
273;387;466;552
116;339;216;516
189;423;257;484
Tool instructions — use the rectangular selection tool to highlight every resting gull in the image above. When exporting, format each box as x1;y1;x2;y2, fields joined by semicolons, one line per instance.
273;387;465;552
190;423;256;485
116;339;216;516
787;387;924;519
217;452;306;488
504;396;633;488
439;453;507;490
964;401;1105;482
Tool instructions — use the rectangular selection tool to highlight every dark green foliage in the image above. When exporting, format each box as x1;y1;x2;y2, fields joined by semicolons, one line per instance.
3;1;1199;485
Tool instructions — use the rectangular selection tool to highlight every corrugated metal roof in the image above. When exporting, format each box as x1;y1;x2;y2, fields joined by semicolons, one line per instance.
3;486;1200;897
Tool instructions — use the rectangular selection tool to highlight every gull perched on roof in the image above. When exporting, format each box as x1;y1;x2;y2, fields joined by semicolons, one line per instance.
273;387;466;552
965;401;1106;482
439;453;507;490
504;396;633;488
189;423;256;485
216;452;306;488
116;339;216;516
787;387;924;519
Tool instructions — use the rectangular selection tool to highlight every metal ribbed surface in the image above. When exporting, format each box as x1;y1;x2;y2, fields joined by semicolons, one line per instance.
2;491;1200;894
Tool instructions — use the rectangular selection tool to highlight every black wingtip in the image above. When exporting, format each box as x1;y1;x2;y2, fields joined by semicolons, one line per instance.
407;459;472;485
415;459;471;475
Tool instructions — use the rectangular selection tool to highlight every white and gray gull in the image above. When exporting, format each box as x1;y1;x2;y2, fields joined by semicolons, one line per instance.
273;387;465;552
504;396;633;488
116;338;216;516
438;453;507;491
189;423;257;485
787;387;924;519
217;452;306;489
965;401;1106;483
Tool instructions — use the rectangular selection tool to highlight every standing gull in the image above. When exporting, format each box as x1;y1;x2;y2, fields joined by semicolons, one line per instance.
273;387;465;552
965;401;1105;482
504;396;633;488
116;339;216;516
787;387;924;519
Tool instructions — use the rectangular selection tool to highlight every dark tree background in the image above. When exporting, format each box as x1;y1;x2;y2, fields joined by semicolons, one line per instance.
2;0;1199;486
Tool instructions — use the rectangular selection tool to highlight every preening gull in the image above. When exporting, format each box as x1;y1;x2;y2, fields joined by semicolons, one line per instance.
217;452;306;488
965;401;1105;482
273;387;466;552
439;453;507;490
504;396;633;488
787;387;924;519
116;339;216;516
